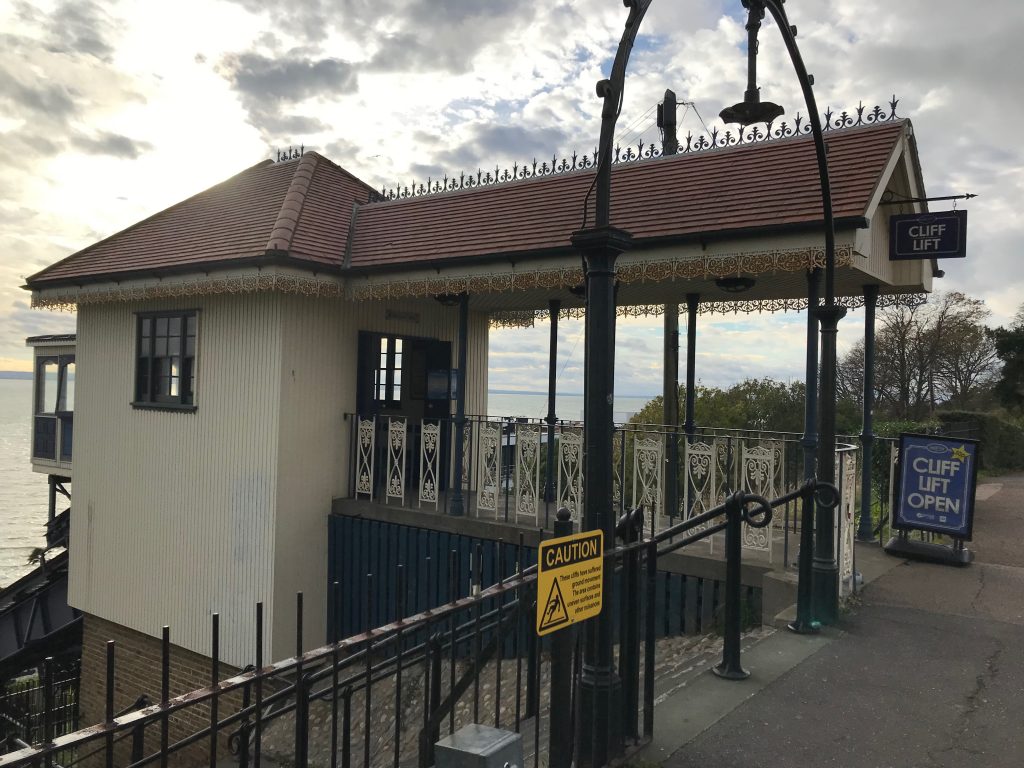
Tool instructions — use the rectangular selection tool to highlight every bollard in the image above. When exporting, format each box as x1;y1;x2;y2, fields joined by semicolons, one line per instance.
713;492;750;680
548;508;575;768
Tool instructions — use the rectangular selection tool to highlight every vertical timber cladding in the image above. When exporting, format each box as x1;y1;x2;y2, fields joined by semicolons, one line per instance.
536;530;603;636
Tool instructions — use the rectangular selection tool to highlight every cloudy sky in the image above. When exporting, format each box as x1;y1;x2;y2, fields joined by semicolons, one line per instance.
1;0;1021;396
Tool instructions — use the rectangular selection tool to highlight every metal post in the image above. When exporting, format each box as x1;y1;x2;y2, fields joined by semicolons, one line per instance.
549;508;575;768
449;293;469;516
683;294;699;443
789;483;818;634
713;495;749;680
664;304;679;521
857;285;879;541
546;300;560;505
575;4;652;765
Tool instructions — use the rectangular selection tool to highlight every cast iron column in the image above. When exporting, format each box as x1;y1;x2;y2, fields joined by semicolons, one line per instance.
683;294;699;443
789;268;820;634
857;285;879;540
664;304;679;520
573;227;631;768
574;4;651;765
448;293;469;516
546;300;560;505
757;0;845;624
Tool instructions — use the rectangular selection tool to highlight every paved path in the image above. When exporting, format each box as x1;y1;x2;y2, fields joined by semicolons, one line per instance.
650;473;1024;768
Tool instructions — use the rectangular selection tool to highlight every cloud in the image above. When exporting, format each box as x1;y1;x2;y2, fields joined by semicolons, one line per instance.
71;131;154;159
218;50;358;138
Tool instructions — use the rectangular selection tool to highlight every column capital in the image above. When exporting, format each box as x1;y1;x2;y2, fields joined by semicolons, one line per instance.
571;225;634;259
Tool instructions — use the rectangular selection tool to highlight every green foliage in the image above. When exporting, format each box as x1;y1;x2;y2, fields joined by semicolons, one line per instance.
991;305;1024;412
630;377;860;436
936;410;1024;471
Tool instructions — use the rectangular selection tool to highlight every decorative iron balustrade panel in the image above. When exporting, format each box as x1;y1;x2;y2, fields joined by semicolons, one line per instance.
557;428;584;523
476;421;501;514
837;449;859;596
461;421;473;489
612;431;624;512
632;434;664;527
386;418;407;505
378;98;901;202
684;441;717;534
740;445;776;561
418;421;441;509
514;424;542;524
355;417;375;499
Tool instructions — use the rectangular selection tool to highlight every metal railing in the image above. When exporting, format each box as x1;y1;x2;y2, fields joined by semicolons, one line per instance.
0;479;838;768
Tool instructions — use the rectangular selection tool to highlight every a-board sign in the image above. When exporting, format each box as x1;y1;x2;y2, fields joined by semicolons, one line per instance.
536;530;603;636
895;433;980;539
889;210;967;260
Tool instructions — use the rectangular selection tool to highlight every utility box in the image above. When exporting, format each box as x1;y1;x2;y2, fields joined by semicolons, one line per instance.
434;724;523;768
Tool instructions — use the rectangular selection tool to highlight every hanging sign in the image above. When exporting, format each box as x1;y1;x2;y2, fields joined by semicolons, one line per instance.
894;433;980;539
889;210;967;260
536;530;603;636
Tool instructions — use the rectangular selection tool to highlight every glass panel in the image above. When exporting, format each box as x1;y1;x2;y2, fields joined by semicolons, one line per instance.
155;337;167;356
155;317;168;336
37;359;58;414
169;376;179;397
60;362;75;411
137;359;150;401
141;318;152;338
168;336;180;356
185;337;195;356
158;376;170;396
394;338;403;353
378;383;386;400
393;371;401;388
380;338;388;354
187;315;196;336
168;317;181;336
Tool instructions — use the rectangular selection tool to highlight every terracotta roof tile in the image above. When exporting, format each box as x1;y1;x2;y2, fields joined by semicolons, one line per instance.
347;121;906;268
28;122;906;288
27;152;378;286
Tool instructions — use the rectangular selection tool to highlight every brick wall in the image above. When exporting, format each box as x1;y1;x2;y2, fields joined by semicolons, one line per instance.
79;613;242;767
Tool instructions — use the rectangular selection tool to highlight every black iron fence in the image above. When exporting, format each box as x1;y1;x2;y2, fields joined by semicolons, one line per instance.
0;480;837;768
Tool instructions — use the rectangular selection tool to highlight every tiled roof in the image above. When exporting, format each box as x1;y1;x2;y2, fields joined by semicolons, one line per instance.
347;121;906;269
27;121;906;287
26;152;378;286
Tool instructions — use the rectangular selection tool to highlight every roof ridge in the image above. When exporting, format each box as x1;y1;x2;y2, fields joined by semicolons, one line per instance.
266;153;320;253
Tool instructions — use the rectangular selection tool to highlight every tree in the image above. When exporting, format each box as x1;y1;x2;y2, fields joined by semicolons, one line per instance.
992;304;1024;411
839;291;1001;419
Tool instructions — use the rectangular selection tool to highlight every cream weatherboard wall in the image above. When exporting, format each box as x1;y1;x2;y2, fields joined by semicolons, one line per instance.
70;293;283;667
70;290;489;666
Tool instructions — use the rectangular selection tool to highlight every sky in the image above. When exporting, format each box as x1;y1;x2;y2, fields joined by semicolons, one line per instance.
1;0;1021;395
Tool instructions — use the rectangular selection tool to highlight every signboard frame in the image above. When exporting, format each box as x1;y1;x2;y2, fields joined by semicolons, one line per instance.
893;432;980;540
535;529;604;636
889;210;968;260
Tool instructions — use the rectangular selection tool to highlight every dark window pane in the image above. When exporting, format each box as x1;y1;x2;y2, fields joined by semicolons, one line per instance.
155;317;167;336
141;318;152;338
185;337;195;356
169;317;181;336
187;315;196;336
155;337;167;356
168;336;180;356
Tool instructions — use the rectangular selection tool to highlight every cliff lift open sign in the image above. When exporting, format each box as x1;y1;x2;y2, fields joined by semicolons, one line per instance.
895;433;979;539
536;530;603;636
889;210;968;260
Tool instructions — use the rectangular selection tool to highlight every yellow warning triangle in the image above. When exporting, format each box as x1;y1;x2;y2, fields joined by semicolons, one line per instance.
539;577;570;631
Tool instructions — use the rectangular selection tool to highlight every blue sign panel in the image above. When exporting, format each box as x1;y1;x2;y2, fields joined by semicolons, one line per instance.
895;434;979;539
889;210;967;260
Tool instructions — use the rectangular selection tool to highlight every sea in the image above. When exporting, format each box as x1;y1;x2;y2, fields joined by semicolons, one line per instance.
0;380;655;589
0;379;49;589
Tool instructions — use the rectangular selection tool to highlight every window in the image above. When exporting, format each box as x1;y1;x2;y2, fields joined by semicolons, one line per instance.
135;311;197;408
374;336;403;407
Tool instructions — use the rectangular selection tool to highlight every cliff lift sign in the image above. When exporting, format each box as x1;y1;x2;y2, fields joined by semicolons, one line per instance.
889;211;968;260
895;433;980;539
536;530;603;636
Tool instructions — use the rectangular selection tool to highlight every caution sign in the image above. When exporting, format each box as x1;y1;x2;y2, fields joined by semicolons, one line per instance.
536;530;603;636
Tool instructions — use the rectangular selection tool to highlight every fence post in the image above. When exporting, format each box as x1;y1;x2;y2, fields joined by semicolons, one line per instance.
615;507;643;742
642;539;656;739
789;481;820;634
549;508;575;768
713;492;749;680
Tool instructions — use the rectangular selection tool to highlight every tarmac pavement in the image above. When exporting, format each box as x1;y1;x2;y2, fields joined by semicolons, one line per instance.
646;473;1024;768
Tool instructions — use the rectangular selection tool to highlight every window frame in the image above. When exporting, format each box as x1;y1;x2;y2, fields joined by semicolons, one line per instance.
132;309;198;412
